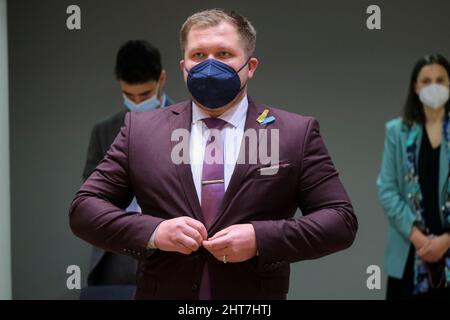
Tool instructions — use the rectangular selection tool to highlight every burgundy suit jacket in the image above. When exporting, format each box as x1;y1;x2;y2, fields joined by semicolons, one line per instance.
69;97;358;299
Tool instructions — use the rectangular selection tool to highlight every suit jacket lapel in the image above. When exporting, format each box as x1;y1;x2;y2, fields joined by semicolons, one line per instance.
407;123;448;224
209;97;277;231
439;131;449;206
168;98;278;230
169;101;204;222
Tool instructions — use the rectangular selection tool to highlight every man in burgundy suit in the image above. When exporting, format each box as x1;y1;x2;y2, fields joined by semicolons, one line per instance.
69;9;358;300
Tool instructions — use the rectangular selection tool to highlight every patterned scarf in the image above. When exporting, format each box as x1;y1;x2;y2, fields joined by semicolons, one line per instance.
405;118;450;294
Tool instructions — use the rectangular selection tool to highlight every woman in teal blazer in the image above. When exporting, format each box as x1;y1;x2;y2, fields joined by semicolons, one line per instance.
377;54;450;299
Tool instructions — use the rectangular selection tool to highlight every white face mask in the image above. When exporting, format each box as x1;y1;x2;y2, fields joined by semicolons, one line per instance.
418;83;449;109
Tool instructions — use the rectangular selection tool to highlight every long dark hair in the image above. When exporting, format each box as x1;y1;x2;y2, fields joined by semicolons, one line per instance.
402;53;450;127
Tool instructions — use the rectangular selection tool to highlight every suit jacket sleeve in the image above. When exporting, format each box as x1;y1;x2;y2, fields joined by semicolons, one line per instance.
251;118;358;269
376;121;416;239
69;112;164;259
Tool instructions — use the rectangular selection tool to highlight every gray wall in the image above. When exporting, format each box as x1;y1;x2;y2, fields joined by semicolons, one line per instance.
0;0;11;300
8;0;450;299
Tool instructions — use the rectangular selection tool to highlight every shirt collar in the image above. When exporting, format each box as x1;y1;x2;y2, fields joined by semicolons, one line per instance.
191;95;248;128
160;93;167;107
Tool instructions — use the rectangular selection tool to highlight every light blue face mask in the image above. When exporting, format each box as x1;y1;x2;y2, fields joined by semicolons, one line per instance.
123;93;161;112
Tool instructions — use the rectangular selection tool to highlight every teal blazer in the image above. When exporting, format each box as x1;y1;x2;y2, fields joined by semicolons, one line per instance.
376;117;449;278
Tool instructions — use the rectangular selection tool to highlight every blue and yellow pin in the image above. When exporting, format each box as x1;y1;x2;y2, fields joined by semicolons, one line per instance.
256;108;275;125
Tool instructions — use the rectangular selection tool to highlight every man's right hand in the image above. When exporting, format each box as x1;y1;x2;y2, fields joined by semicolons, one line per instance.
154;217;208;255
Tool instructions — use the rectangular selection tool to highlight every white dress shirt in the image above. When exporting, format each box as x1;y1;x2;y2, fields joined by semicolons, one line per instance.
190;95;248;201
147;95;249;248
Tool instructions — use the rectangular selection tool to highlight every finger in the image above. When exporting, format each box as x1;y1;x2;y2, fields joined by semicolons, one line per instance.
213;253;239;263
172;238;193;255
202;240;213;251
203;243;213;254
182;225;204;247
418;248;427;257
184;218;208;240
210;250;230;261
421;243;432;255
426;248;441;262
212;254;229;262
176;234;199;252
417;246;424;256
203;237;229;252
204;243;229;256
177;246;193;255
211;247;229;257
420;250;435;262
208;228;230;241
418;241;431;255
418;251;427;260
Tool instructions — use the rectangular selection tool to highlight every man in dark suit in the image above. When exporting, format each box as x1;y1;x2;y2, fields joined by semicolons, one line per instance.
70;9;357;299
81;40;173;299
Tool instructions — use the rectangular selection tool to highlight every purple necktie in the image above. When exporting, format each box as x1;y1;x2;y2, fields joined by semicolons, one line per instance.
199;117;227;300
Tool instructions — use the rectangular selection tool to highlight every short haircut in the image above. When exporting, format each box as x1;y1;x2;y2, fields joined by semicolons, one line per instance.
114;40;162;84
180;8;256;57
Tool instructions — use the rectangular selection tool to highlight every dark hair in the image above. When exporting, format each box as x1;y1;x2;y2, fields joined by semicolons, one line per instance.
114;40;162;84
403;53;450;126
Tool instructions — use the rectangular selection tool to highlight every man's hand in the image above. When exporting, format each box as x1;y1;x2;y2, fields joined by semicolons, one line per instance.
418;233;450;263
203;224;257;263
154;217;208;255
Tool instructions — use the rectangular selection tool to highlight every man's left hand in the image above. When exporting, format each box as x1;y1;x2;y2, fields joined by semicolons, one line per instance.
203;224;257;263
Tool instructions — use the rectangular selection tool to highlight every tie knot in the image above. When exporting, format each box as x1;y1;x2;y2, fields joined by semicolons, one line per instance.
202;117;228;130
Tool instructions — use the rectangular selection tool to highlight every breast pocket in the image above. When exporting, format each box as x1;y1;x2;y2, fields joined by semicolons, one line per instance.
251;162;294;180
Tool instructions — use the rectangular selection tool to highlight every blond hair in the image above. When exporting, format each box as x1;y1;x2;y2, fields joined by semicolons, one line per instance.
180;9;256;57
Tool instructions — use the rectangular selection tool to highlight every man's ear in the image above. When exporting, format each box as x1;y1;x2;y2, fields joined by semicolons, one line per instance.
159;70;167;88
247;57;259;79
180;60;185;72
180;60;188;81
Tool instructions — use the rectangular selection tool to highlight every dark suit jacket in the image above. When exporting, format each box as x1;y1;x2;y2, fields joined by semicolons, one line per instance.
70;97;358;299
82;96;173;286
83;109;128;182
